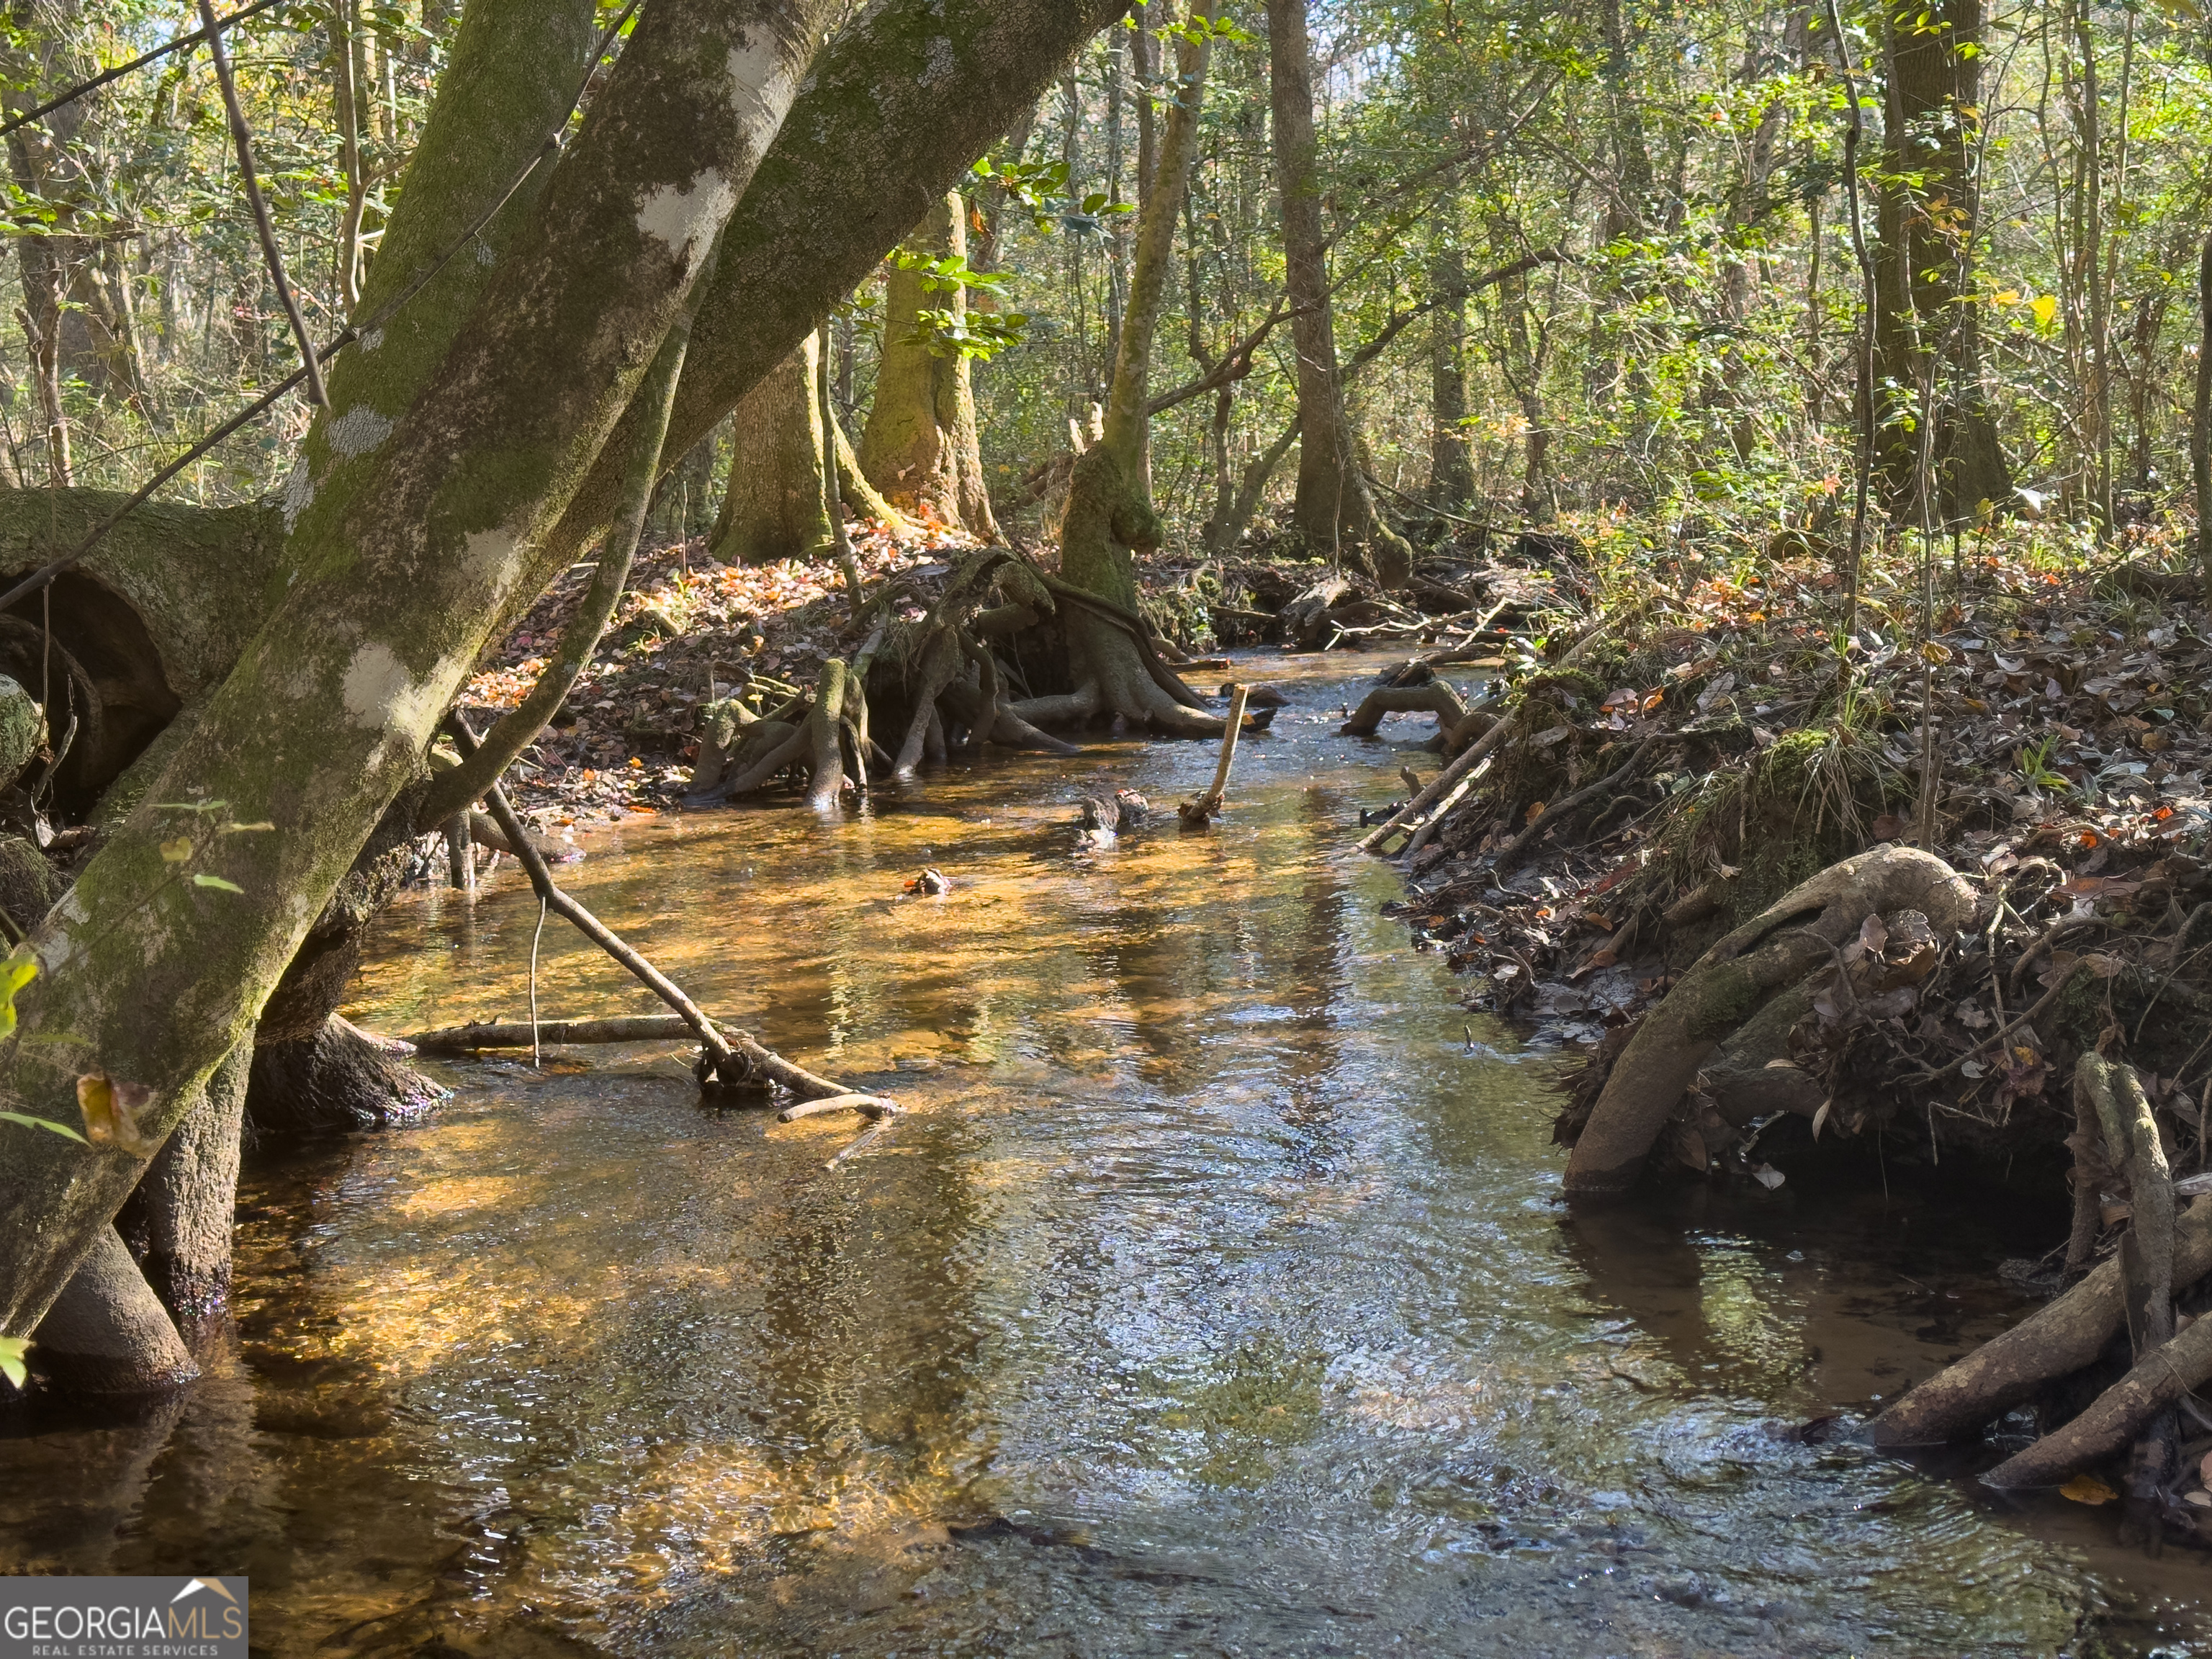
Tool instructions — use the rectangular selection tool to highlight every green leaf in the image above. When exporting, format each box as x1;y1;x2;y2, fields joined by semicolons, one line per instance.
0;1110;87;1145
0;1336;27;1390
192;874;245;893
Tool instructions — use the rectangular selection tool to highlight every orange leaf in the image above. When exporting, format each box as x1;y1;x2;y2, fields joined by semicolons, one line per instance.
1525;801;1546;824
2060;1473;2117;1506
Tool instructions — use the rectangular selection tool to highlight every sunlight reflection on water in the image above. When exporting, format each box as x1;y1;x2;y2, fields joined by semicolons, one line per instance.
0;649;2203;1657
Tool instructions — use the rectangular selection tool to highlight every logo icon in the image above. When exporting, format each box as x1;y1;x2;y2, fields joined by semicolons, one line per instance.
1;1575;248;1657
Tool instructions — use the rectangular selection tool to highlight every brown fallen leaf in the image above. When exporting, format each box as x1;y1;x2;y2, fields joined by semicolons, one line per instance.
2060;1473;2117;1506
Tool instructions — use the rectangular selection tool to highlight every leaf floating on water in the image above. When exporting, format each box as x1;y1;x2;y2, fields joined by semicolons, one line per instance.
192;873;245;893
2059;1473;2116;1506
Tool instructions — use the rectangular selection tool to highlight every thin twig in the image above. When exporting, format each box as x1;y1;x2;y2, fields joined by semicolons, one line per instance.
1916;957;2092;1087
197;0;325;407
0;0;644;619
0;0;287;140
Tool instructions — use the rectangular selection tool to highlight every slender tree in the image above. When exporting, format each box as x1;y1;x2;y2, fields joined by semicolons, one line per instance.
1873;0;2011;518
1266;0;1411;583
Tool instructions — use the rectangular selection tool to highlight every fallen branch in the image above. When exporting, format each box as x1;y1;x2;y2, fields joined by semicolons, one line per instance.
448;716;861;1102
409;1015;706;1051
1180;683;1249;827
776;1092;901;1123
1873;1197;2212;1447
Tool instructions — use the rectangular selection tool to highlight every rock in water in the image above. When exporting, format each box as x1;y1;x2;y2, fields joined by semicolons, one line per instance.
1113;790;1149;831
0;675;37;789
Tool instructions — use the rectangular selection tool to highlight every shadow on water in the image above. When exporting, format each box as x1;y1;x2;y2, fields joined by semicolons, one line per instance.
2;648;2207;1656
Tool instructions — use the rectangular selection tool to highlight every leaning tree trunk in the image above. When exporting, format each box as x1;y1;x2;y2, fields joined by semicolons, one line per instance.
516;0;1128;608
1871;0;2010;519
1266;0;1411;585
1008;0;1230;737
857;189;999;536
711;336;835;565
0;0;841;1341
0;0;1133;1360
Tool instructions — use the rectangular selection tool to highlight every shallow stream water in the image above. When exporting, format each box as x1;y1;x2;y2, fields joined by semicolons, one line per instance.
4;650;2209;1656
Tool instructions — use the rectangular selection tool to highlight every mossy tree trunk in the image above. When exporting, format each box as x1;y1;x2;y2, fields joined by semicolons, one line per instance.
1012;0;1229;737
527;0;1128;600
858;191;999;536
1265;0;1411;585
711;336;835;565
1872;0;2011;521
0;0;841;1342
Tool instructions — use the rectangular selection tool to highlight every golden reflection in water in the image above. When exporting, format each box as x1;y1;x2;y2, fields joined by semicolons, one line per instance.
0;652;2204;1656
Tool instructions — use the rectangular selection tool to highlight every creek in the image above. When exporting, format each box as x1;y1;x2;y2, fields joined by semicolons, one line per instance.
1;650;2204;1656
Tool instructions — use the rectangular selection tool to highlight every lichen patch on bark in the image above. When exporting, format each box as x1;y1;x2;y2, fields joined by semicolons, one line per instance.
636;171;736;266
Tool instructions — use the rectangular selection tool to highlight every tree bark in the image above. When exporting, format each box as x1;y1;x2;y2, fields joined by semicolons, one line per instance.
858;191;999;536
1017;0;1231;738
118;1045;248;1323
0;0;837;1339
1872;0;2011;519
30;1226;197;1395
1428;242;1473;504
1266;0;1411;585
711;336;835;565
526;0;1128;606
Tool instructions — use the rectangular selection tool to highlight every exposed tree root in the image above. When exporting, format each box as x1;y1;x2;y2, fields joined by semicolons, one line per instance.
30;1226;199;1395
1339;681;1467;738
1560;845;1975;1200
248;1015;447;1138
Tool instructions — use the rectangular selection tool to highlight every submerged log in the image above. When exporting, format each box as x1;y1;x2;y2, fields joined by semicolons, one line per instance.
410;1015;709;1051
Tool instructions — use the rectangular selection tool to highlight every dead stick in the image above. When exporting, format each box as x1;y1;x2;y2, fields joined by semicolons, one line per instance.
449;718;856;1100
197;0;326;407
777;1092;902;1123
1182;683;1249;823
409;1015;711;1051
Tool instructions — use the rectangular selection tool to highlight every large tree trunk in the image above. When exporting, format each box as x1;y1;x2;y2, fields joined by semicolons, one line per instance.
1010;1;1231;738
1872;0;2010;519
858;191;999;536
1264;0;1411;585
519;0;1128;607
711;337;835;565
1427;242;1473;504
0;0;839;1340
